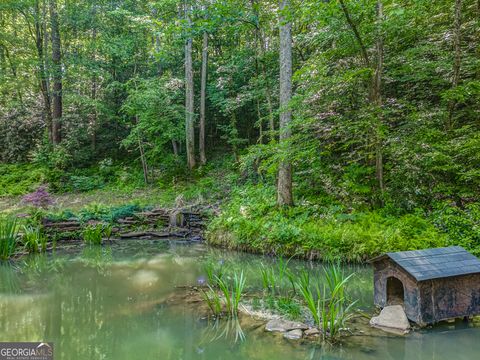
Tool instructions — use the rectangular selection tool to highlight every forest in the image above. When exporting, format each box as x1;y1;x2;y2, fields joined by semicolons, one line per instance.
1;0;479;261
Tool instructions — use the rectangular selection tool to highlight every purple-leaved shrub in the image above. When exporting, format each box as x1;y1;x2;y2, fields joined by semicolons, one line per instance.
22;186;54;208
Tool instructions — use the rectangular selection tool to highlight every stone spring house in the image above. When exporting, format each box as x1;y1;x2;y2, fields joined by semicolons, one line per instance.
371;246;480;325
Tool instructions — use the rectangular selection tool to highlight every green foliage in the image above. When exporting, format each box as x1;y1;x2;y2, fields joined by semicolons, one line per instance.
202;287;223;317
0;164;46;196
431;202;480;255
297;264;357;342
204;260;226;285
260;257;296;298
202;270;246;319
21;226;47;253
208;184;447;261
82;224;104;245
78;203;141;223
0;217;19;260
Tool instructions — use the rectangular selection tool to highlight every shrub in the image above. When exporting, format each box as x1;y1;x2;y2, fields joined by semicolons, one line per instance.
22;186;54;208
0;164;46;196
431;202;480;255
68;175;104;192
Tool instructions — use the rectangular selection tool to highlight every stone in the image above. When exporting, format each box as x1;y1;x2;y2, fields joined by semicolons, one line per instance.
283;329;303;340
370;305;410;334
169;211;185;227
304;327;320;336
265;319;309;333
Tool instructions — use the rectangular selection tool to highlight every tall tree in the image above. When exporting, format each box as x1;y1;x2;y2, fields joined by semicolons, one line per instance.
34;0;53;142
185;1;196;169
49;0;62;145
277;0;293;206
447;0;463;130
373;0;384;195
199;30;208;165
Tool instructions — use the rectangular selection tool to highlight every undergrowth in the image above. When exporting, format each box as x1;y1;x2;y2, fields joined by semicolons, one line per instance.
206;184;455;261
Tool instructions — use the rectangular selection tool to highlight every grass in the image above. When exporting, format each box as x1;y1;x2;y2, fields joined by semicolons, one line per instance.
297;264;357;341
0;217;19;260
82;224;105;245
21;226;47;253
202;270;246;318
260;257;296;298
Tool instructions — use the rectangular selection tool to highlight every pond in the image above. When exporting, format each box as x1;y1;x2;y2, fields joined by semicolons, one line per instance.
0;240;479;360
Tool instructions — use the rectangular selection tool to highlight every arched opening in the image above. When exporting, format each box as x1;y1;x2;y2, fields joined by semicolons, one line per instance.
386;277;404;305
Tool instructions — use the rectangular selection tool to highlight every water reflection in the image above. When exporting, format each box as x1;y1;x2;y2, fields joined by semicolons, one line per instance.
200;318;246;344
0;241;478;359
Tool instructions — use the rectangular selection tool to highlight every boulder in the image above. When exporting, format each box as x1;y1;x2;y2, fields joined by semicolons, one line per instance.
304;327;320;337
283;329;303;340
265;319;308;333
370;305;410;334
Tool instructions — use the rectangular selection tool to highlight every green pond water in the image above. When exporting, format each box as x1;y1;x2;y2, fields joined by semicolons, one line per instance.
0;240;479;360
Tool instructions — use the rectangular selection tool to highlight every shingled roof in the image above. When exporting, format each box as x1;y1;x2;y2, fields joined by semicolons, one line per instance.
371;246;480;281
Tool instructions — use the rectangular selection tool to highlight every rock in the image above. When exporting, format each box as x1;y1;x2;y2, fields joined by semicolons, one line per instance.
283;329;303;340
265;319;309;333
304;327;320;337
169;211;185;227
146;231;170;238
120;231;149;238
370;305;410;334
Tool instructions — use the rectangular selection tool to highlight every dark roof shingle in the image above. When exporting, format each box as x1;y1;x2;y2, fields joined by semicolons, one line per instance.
373;246;480;281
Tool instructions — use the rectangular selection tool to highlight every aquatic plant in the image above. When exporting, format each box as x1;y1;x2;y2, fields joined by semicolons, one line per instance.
103;223;113;241
231;271;246;316
21;226;47;253
260;257;296;298
297;265;357;341
82;222;113;245
0;217;19;260
83;224;104;245
204;260;225;285
260;264;276;294
202;287;223;317
202;271;246;318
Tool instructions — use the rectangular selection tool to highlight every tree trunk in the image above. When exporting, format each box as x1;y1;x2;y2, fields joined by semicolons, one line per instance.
373;0;385;194
90;9;97;153
172;140;179;157
199;31;208;165
34;0;53;142
339;0;370;67
257;98;264;143
447;0;463;130
49;0;62;145
185;1;196;169
277;0;293;206
231;112;239;163
136;116;149;184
